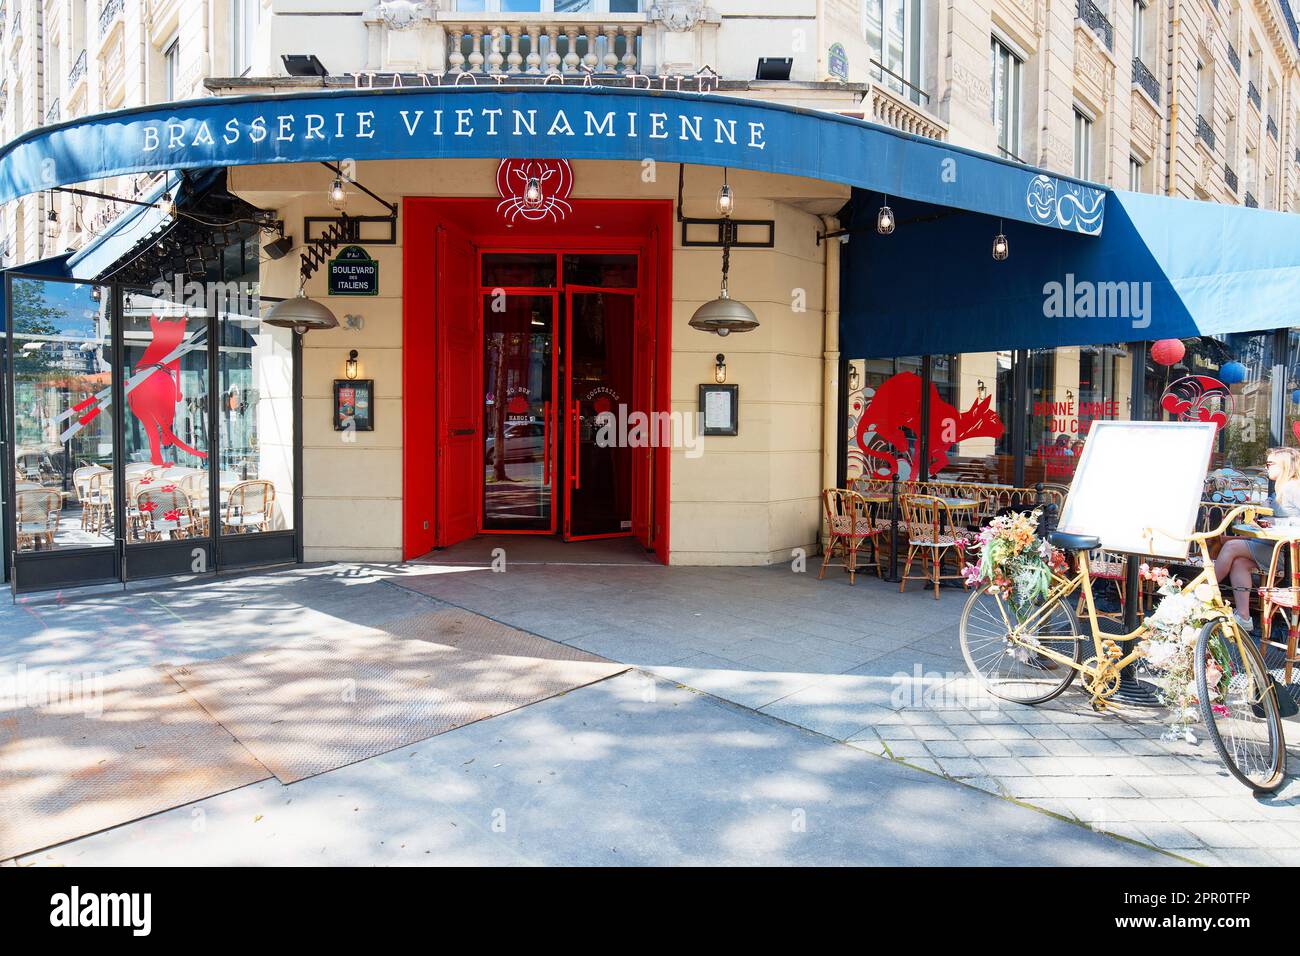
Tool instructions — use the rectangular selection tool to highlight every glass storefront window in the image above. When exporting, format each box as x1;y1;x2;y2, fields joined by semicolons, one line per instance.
217;302;295;534
1148;334;1275;502
930;351;1014;484
846;357;922;480
9;277;113;551
482;253;557;288
1025;344;1132;487
121;289;210;543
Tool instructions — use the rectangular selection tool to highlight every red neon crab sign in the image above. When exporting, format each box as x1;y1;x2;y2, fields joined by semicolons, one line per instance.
495;159;574;223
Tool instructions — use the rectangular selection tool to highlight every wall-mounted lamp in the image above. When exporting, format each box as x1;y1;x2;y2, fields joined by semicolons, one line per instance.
976;379;987;398
848;364;860;391
716;168;735;218
44;207;60;240
714;353;727;384
345;349;360;381
328;176;348;209
992;221;1009;261
1065;389;1074;403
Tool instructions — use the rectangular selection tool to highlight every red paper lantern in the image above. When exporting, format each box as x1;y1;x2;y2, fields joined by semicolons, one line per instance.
1151;338;1185;366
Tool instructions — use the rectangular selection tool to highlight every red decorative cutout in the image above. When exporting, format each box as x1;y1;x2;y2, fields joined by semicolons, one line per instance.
854;371;1005;478
1160;375;1232;432
495;159;574;223
127;315;208;466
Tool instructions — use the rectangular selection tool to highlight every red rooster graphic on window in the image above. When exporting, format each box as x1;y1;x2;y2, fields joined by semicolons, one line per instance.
127;315;207;465
855;371;1003;478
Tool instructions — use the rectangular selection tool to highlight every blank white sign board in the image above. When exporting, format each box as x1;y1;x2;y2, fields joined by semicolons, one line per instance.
1056;421;1217;559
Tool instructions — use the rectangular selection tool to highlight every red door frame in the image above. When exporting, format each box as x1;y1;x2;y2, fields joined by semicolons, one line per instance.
402;197;673;563
563;284;638;542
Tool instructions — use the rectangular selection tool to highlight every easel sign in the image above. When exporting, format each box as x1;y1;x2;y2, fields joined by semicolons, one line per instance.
1056;421;1217;559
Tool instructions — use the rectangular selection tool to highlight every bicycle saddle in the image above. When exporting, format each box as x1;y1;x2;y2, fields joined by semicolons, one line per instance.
1049;531;1101;552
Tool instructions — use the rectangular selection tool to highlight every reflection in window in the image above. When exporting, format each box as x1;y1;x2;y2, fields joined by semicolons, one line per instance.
1025;345;1131;487
217;306;295;534
1150;334;1274;501
931;352;1014;484
10;278;113;551
122;294;211;542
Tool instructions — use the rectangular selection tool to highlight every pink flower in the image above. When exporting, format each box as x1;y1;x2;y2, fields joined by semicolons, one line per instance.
1211;703;1231;717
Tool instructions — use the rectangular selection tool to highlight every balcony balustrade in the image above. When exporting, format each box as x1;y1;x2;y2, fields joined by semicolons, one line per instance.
1131;57;1160;104
99;0;123;39
1196;114;1216;151
445;20;642;76
1248;81;1262;112
866;82;947;141
1076;0;1114;51
68;48;86;87
1225;163;1238;192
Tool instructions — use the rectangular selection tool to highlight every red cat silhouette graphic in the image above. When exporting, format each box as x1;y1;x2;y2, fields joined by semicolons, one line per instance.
855;371;1004;478
128;315;207;465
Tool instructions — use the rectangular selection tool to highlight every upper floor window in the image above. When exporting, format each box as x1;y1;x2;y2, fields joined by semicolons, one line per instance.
232;0;258;76
163;37;179;100
453;1;644;11
1132;0;1146;62
864;0;925;105
990;37;1022;162
1128;156;1143;191
1073;109;1093;180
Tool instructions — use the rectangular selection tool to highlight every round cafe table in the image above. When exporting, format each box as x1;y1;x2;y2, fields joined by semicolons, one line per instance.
1232;522;1300;684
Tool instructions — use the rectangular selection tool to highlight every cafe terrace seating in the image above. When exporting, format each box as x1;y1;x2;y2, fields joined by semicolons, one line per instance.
818;488;883;585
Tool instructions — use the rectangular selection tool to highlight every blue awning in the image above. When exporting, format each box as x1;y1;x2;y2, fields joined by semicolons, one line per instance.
0;85;1106;236
64;171;181;281
839;188;1300;358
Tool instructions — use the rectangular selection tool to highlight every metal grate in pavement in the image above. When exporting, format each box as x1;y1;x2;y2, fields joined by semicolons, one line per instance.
0;666;271;860
168;630;627;783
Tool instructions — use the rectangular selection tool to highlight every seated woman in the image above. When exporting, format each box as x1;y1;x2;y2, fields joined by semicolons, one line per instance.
1214;446;1300;632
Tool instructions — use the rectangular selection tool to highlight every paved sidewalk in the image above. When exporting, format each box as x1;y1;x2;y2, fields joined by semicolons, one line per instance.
386;558;1300;866
8;670;1166;866
0;558;1286;864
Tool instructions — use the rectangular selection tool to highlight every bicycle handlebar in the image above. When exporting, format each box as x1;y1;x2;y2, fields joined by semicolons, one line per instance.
1145;504;1273;544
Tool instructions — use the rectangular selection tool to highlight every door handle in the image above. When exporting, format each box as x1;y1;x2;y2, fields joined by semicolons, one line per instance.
574;403;582;490
543;401;551;486
450;428;475;436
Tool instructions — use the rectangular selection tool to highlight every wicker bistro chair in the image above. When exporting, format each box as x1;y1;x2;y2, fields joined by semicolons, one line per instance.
135;486;197;542
72;465;108;529
819;488;884;584
1077;549;1130;622
15;489;62;551
81;471;115;536
1257;538;1300;684
223;480;276;534
899;494;969;599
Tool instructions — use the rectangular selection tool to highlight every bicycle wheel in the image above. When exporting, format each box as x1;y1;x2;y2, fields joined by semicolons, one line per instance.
1195;618;1286;793
960;585;1082;704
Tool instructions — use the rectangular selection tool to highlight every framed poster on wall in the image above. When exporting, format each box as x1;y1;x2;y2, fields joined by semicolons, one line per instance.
334;380;375;432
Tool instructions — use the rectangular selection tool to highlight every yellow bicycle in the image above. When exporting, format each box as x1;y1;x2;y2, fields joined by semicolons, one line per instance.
958;504;1287;793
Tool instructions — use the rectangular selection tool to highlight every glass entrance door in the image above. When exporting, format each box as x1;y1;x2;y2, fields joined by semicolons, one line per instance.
481;292;558;532
563;287;636;540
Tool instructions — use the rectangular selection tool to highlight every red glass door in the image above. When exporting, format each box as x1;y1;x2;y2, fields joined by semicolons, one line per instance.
563;287;637;541
481;291;559;533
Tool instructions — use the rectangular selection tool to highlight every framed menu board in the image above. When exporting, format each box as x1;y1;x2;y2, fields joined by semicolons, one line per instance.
699;384;738;436
333;380;375;431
